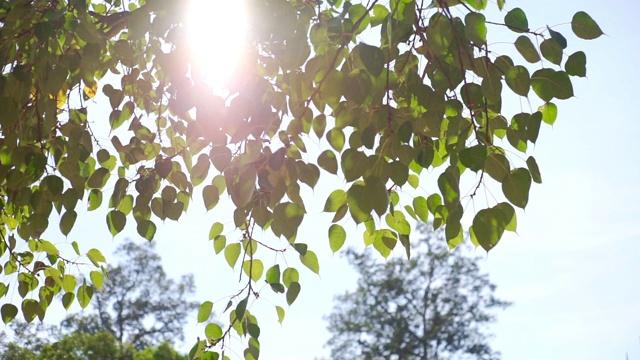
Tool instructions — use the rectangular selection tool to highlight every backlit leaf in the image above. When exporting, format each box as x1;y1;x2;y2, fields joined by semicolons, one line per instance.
286;282;301;305
106;210;126;236
276;306;285;324
526;156;542;184
504;8;528;33
224;243;241;268
571;11;603;40
502;168;532;208
531;69;573;101
198;301;214;323
505;66;530;96
540;39;563;65
243;259;264;282
514;35;540;63
1;304;18;324
300;250;320;275
328;224;346;253
565;51;586;77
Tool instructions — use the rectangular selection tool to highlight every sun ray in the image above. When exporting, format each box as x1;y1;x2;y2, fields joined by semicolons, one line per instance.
187;0;248;94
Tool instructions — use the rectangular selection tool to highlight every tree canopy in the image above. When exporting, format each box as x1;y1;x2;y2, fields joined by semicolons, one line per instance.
0;0;602;359
325;224;510;359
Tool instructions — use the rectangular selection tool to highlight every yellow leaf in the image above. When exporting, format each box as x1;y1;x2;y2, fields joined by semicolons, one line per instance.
84;82;98;99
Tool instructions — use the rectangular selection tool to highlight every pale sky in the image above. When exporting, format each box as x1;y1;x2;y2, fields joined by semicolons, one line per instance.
3;1;639;359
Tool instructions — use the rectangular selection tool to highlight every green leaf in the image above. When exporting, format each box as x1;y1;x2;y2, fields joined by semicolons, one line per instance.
282;268;299;288
62;292;75;310
205;323;223;340
526;156;542;184
540;39;563;65
224;243;241;268
1;304;18;324
88;189;102;211
202;185;220;211
286;282;301;305
328;224;346;253
312;114;327;139
502;168;532;208
21;299;41;323
465;12;487;45
136;219;156;241
86;248;106;266
90;270;104;290
324;190;347;212
514;35;540;63
504;8;528;33
236;297;248;321
276;305;285;324
565;51;586;77
300;250;320;275
472;207;507;251
272;202;305;240
213;235;226;254
539;102;558;125
485;152;510;182
547;26;567;49
347;183;372;224
198;301;214;323
571;11;603;40
38;240;59;256
60;210;78;236
357;43;385;77
437;167;460;205
505;65;530;96
413;196;429;222
459;145;487;172
243;259;264;282
62;275;76;293
77;283;93;309
106;210;126;236
366;176;388;217
209;222;224;240
318;150;338;174
531;69;573;101
326;128;345;152
87;168;110;189
266;265;281;284
496;202;517;232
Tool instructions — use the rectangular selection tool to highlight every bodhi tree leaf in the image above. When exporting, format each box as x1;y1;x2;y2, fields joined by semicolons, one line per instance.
505;66;530;96
300;250;320;275
565;51;587;77
1;304;18;324
328;224;346;253
198;301;214;323
514;35;540;63
571;11;603;40
531;69;573;101
286;282;301;306
504;8;528;33
540;39;563;65
502;168;532;208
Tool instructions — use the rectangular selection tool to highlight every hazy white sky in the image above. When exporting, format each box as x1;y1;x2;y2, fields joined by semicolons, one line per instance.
4;1;639;359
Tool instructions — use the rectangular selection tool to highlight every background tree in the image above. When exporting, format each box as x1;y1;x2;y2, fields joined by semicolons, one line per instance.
0;0;602;358
0;240;191;359
73;240;198;350
325;224;510;360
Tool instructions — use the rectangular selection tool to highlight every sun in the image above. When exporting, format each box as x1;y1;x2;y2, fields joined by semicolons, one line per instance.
186;0;248;94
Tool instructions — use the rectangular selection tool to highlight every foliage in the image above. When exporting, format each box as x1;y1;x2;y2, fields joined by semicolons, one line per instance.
325;224;510;359
0;328;187;360
0;0;602;358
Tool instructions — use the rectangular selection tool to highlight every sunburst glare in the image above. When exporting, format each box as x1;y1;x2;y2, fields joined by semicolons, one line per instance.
187;0;248;94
